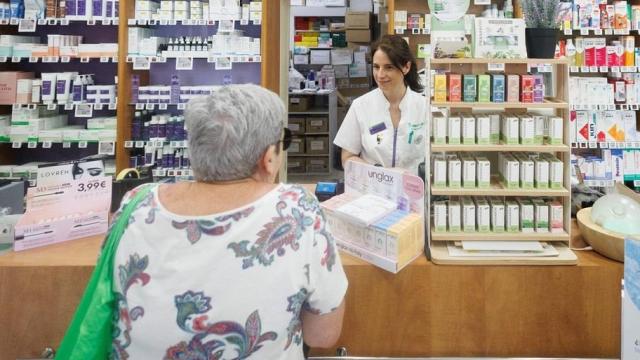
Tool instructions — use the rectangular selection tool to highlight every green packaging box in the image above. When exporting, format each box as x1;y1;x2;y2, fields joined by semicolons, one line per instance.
463;74;477;102
477;74;491;102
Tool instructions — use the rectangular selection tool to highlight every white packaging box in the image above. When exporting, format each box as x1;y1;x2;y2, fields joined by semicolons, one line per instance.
517;155;534;189
448;200;461;232
519;114;534;145
293;54;308;65
462;155;476;188
548;156;563;189
475;198;490;233
549;201;564;233
433;201;447;232
433;115;447;144
372;225;386;256
448;114;461;144
490;198;505;232
433;156;447;187
462;114;476;144
575;110;590;142
489;114;500;144
309;49;331;64
532;114;545;145
502;114;519;144
462;197;476;232
533;200;549;232
623;111;637;141
448;156;461;188
548;116;564;144
476;157;490;188
569;111;577;144
127;27;151;55
503;155;520;188
598;111;621;142
518;199;534;233
476;115;490;144
534;158;549;189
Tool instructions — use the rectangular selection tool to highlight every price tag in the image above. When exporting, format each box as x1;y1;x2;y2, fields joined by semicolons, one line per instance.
610;66;620;73
42;141;52;148
111;57;118;63
135;103;145;110
605;28;613;35
62;141;71;148
27;141;37;148
108;103;117;110
133;56;151;70
78;141;88;148
124;141;134;148
18;18;36;32
159;103;168;110
9;18;19;25
100;56;109;63
12;142;22;149
599;66;608;72
80;57;90;63
11;56;21;63
74;103;93;118
160;19;168;25
588;142;597;148
394;27;405;34
487;63;505;72
154;140;163;147
252;19;261;25
98;141;115;155
60;19;69;25
60;56;70;63
570;66;579;73
101;19;111;26
580;28;589;35
175;57;193;70
634;142;640;148
177;103;186;110
422;28;430;34
411;28;420;35
76;178;108;193
635;180;640;187
87;19;96;25
94;103;104;110
170;141;179;148
156;56;166;63
128;19;136;25
564;28;572;35
37;19;46;25
581;66;589;72
594;29;603;35
135;141;145;148
579;142;587;148
145;103;155;110
0;57;6;63
622;104;629;110
64;103;73;110
214;56;232;70
207;56;217;63
632;104;639;110
167;169;176;176
139;19;148;25
240;19;249;25
168;19;177;25
47;103;57;110
589;66;598;72
149;19;157;25
600;142;609;149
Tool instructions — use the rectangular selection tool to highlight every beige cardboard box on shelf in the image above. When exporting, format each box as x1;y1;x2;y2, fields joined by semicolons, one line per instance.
345;11;372;29
346;29;372;43
320;160;425;273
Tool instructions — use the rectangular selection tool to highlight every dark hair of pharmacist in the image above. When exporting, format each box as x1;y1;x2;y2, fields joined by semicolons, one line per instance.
372;35;423;93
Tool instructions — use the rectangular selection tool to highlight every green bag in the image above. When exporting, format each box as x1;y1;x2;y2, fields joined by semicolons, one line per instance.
56;184;154;359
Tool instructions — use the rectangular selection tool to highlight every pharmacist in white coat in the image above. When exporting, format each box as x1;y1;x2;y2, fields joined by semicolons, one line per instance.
334;35;428;175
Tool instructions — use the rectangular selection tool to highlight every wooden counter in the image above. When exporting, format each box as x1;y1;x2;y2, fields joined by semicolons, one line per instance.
0;222;623;359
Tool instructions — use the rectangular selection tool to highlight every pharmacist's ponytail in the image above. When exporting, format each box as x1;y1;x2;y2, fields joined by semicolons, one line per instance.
372;35;423;93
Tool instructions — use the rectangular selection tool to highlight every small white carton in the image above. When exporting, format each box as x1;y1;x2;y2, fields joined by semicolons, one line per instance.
518;198;534;233
506;200;520;233
448;156;461;188
475;198;490;233
462;114;476;144
448;114;461;144
462;197;476;232
433;201;447;232
475;114;490;145
547;116;564;145
502;114;519;144
476;157;491;188
533;199;549;233
462;155;477;188
519;114;535;145
489;197;505;233
433;115;447;144
433;155;447;188
448;200;461;232
489;114;500;144
534;158;550;189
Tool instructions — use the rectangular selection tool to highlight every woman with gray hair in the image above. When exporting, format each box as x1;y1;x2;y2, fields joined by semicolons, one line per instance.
109;85;348;359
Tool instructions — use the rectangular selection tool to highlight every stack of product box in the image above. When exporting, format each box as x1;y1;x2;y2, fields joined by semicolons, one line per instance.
133;0;261;22
573;149;640;184
432;153;491;189
1;0;119;20
497;152;564;189
571;109;638;143
433;73;545;103
0;34;117;58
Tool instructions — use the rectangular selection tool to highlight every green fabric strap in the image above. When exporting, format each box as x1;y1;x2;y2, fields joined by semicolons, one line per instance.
56;184;155;360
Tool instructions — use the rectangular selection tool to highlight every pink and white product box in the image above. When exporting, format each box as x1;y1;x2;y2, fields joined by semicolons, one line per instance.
320;161;425;273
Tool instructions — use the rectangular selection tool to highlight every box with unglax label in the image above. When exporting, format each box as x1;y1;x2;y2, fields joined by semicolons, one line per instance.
532;199;549;233
462;114;476;144
462;154;476;188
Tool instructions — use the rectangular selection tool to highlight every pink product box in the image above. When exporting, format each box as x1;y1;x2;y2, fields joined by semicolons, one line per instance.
533;74;544;103
0;72;35;104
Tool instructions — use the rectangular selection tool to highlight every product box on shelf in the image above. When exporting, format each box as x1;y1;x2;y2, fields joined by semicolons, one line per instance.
321;161;425;273
0;72;35;104
448;114;461;144
448;200;461;232
448;74;462;102
345;29;371;43
345;11;371;29
507;75;519;103
433;115;447;144
433;201;447;232
306;136;329;154
448;155;461;188
432;155;447;187
307;116;328;132
476;114;490;145
518;198;534;233
434;74;447;102
462;196;476;232
463;74;477;102
462;114;476;144
491;74;505;103
289;96;312;112
478;74;491;102
490;197;505;232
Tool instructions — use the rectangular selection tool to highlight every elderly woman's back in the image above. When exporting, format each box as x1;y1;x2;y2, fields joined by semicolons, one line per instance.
110;85;347;359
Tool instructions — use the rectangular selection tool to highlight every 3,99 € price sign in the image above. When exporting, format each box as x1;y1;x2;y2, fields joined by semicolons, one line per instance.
77;179;108;193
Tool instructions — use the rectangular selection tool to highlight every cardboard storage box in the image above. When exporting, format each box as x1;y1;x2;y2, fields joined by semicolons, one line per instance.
345;11;371;29
289;96;312;112
288;117;306;135
289;136;305;155
306;136;329;154
307;116;329;132
307;157;330;173
287;157;306;174
0;72;35;105
346;29;372;43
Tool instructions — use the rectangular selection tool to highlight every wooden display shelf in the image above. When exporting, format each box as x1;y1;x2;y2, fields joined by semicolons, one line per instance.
432;100;570;109
431;143;570;152
431;178;570;197
431;230;570;242
430;58;570;65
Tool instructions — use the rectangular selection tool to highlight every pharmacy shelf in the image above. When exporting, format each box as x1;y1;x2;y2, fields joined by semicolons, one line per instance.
572;141;640;149
125;55;261;63
432;100;570;109
130;103;187;110
0;18;118;26
561;27;634;35
127;18;260;26
430;58;569;65
431;179;570;197
583;179;616;187
289;108;330;115
431;143;570;152
295;29;345;33
2;140;112;148
152;168;193;177
0;56;117;63
124;140;188;149
571;104;640;111
11;103;117;110
431;230;571;242
569;65;639;73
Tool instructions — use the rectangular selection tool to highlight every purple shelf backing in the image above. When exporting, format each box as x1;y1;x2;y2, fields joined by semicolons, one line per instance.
12;143;101;164
149;61;260;85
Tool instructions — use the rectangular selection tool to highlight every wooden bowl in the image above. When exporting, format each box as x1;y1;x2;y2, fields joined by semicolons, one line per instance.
576;207;624;262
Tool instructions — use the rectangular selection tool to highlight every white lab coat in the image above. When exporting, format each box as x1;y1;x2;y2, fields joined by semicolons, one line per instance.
334;87;428;175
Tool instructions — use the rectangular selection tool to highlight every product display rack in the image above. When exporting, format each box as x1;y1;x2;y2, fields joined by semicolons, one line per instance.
427;57;576;265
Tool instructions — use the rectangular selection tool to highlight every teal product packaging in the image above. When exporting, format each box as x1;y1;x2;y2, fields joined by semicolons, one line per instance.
491;74;505;103
463;74;477;102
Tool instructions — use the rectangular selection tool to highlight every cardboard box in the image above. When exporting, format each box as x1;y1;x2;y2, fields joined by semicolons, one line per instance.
310;49;331;64
0;72;35;104
307;116;328;132
345;11;371;29
306;136;329;154
289;96;312;112
306;157;329;173
288;117;306;135
346;29;371;43
287;157;306;174
288;136;305;155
